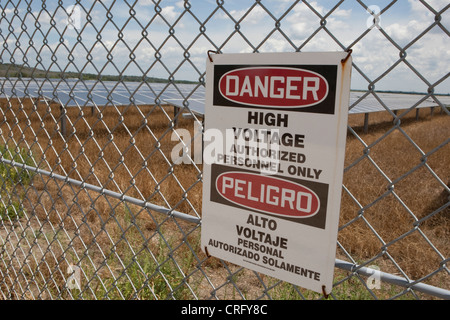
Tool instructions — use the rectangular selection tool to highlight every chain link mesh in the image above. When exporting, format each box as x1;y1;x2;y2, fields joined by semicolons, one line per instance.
0;0;448;300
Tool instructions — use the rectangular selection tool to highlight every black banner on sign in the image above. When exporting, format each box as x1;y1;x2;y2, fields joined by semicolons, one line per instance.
213;64;337;114
210;164;329;229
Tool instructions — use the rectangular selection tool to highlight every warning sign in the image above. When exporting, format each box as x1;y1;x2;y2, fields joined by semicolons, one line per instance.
201;52;352;295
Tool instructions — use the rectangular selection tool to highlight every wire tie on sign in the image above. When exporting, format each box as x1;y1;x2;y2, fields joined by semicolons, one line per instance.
341;49;353;64
204;246;211;258
207;50;220;62
322;285;329;299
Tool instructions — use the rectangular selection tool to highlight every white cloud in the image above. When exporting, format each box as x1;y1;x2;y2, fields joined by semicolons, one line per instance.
160;6;179;22
285;1;353;45
1;1;448;91
217;5;268;25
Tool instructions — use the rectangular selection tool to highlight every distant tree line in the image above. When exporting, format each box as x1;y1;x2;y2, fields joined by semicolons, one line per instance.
0;63;196;84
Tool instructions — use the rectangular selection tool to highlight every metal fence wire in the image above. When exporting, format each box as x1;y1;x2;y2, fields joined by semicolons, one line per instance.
0;0;449;300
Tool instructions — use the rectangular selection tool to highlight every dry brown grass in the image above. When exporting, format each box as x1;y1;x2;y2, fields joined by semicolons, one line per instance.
341;108;449;284
0;97;448;298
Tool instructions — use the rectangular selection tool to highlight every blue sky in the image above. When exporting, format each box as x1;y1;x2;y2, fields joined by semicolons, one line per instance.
1;0;449;93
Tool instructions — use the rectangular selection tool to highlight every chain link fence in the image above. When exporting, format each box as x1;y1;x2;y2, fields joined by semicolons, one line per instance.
0;0;449;300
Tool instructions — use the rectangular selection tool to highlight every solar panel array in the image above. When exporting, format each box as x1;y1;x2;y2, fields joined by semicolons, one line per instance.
165;90;450;116
348;91;450;114
0;78;204;109
1;78;449;117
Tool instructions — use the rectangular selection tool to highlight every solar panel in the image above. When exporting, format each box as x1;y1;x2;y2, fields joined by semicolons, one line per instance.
349;92;450;114
163;98;206;116
165;91;449;117
1;78;448;118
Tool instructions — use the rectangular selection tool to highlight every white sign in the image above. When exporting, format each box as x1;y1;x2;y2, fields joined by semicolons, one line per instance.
201;52;352;295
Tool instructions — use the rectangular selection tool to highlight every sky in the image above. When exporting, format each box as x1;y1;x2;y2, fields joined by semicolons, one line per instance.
1;0;449;93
